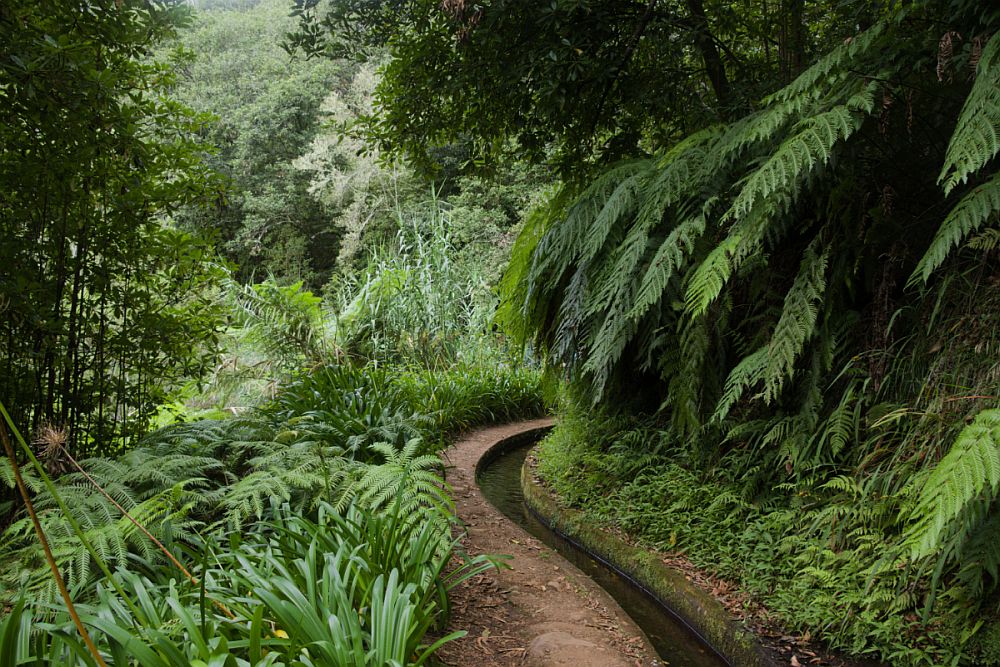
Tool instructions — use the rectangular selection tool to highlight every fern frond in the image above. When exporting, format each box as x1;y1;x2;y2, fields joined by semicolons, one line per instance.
628;215;706;321
579;162;652;262
663;314;711;436
939;32;1000;194
530;161;651;287
716;98;814;162
811;384;859;461
762;242;830;402
713;346;768;422
496;186;565;343
966;226;1000;250
729;99;869;220
584;212;652;318
909;171;1000;285
581;300;636;398
905;408;1000;559
764;18;890;105
684;236;739;316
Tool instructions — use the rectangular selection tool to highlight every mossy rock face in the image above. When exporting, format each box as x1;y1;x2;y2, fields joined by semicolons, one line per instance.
519;445;780;667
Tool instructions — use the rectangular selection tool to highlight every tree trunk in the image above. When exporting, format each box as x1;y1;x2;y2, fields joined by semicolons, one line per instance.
779;0;806;82
685;0;732;113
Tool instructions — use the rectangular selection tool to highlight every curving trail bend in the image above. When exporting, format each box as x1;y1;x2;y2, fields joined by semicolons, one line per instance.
436;419;659;667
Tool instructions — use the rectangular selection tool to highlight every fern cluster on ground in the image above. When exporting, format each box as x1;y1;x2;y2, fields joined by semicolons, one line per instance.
0;351;543;664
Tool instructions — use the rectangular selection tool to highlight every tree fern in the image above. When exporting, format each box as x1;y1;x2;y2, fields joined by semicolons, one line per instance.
496;186;566;344
233;276;332;368
340;439;451;516
728;101;869;220
684;235;740;316
628;215;706;321
908;32;1000;285
713;346;768;422
909;171;1000;285
530;161;650;288
905;408;1000;559
939;32;1000;195
762;242;830;403
663;313;712;437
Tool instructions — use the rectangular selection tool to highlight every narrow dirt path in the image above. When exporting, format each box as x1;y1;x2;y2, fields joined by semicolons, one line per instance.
436;419;659;667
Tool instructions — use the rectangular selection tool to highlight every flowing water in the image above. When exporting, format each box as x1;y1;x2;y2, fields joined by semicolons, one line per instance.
477;442;729;667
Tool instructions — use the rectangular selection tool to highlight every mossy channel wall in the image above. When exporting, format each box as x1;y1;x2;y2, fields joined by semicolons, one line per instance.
478;424;780;667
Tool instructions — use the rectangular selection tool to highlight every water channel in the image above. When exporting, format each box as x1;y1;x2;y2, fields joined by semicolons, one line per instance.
476;440;730;667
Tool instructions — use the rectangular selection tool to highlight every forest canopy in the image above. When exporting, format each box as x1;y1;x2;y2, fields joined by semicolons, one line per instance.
290;0;903;171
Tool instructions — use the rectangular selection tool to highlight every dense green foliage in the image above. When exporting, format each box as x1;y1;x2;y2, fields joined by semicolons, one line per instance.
506;5;1000;664
0;0;226;456
289;0;1000;663
292;0;892;172
1;360;542;598
16;0;1000;663
536;408;973;664
168;0;549;288
1;433;492;665
0;3;548;663
164;0;346;286
0;355;542;664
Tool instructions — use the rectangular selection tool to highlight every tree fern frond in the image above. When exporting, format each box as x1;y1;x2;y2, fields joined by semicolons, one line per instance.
717;93;822;163
584;213;652;318
713;346;768;422
581;300;636;398
905;408;1000;559
940;32;1000;194
966;226;1000;250
496;186;566;343
729;101;868;220
644;127;723;205
909;171;1000;285
764;18;891;105
663;313;711;436
685;235;740;316
531;160;650;287
579;162;652;262
551;263;592;363
628;215;706;321
762;242;830;403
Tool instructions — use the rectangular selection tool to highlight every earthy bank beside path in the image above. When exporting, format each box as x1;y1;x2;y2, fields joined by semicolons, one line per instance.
437;419;659;667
